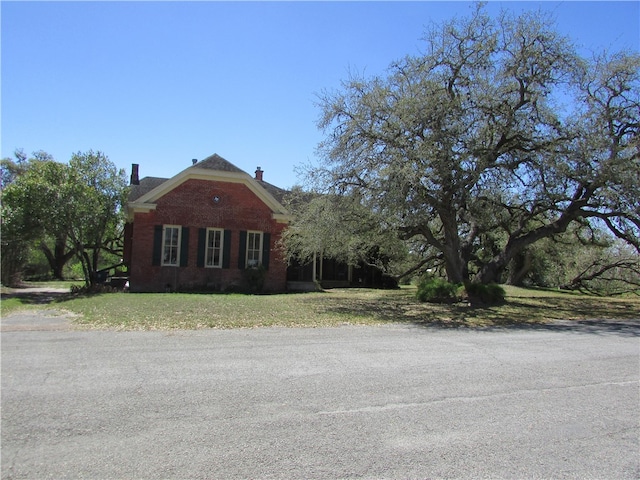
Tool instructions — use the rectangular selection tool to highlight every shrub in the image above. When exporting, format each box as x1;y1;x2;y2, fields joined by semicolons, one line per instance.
464;282;506;305
243;265;266;293
416;278;461;303
70;284;119;294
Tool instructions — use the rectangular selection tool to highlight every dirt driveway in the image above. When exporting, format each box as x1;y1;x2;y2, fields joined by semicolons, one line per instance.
1;287;73;332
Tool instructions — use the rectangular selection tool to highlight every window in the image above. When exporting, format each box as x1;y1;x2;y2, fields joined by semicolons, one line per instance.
246;231;263;268
153;225;189;267
205;228;224;268
162;225;181;266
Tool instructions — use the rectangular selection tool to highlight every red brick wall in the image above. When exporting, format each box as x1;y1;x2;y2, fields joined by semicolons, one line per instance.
128;179;288;293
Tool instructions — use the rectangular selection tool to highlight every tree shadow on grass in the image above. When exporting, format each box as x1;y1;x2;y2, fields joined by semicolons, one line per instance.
3;286;638;336
1;289;70;305
310;291;640;337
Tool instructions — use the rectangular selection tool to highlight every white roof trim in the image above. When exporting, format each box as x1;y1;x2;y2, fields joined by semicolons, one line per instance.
272;213;290;224
128;202;157;212
129;167;290;219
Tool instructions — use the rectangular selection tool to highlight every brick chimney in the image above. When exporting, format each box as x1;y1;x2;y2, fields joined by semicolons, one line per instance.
130;164;140;185
255;166;263;181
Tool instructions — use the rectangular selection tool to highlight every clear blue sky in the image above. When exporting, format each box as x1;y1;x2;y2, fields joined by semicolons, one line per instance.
2;1;638;189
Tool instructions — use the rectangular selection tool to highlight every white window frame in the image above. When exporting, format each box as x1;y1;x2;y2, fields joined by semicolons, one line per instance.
162;225;181;266
205;228;224;268
246;231;263;269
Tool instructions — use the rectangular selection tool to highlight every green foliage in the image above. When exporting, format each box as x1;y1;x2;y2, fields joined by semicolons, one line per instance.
281;191;408;276
22;246;53;280
415;278;506;306
504;230;640;295
1;151;61;285
464;282;506;305
309;4;639;287
416;278;461;303
66;261;87;281
243;265;267;293
63;151;128;285
0;150;128;286
0;238;29;287
0;149;53;187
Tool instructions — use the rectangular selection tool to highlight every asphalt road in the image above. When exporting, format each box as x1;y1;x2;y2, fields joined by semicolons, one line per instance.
2;311;639;479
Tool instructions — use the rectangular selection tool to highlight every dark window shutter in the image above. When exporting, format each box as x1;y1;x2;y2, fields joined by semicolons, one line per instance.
152;225;163;266
262;232;271;270
197;228;206;268
238;230;247;269
222;230;232;269
180;227;189;267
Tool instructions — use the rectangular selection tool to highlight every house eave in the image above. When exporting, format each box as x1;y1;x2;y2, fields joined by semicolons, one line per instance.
131;168;289;217
272;213;292;224
125;202;157;221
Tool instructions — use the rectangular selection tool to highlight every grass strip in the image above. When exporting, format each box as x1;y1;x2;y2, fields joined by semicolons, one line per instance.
17;285;637;330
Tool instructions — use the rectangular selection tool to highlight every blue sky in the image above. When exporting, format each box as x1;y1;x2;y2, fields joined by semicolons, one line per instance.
2;1;639;189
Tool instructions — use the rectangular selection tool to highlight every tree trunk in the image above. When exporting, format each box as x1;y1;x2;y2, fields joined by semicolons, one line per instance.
75;247;92;286
507;250;533;286
475;252;510;284
53;238;70;280
92;247;100;284
1;242;27;287
40;236;76;280
440;210;467;284
476;202;581;283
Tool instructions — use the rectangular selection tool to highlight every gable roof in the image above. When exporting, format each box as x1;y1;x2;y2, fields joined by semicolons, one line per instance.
129;176;169;202
189;154;289;203
256;179;288;205
126;153;290;223
191;153;246;173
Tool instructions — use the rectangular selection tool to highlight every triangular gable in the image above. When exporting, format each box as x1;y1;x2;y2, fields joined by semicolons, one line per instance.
126;154;290;223
193;153;246;173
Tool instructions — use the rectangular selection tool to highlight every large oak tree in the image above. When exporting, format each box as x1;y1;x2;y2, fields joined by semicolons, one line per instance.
300;5;639;285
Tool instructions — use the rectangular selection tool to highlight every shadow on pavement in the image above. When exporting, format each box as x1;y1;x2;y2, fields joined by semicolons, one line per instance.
492;319;640;337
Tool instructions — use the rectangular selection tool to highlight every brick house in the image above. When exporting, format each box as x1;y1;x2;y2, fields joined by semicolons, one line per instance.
123;154;291;293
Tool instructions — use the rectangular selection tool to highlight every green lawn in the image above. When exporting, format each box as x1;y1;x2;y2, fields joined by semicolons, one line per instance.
3;284;637;330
